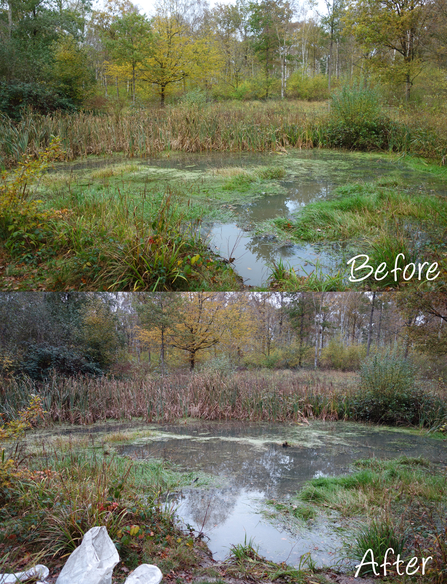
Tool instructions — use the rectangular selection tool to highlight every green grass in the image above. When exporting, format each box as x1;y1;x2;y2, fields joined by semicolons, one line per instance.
279;182;447;242
0;151;240;291
273;181;447;289
297;456;447;516
294;457;447;582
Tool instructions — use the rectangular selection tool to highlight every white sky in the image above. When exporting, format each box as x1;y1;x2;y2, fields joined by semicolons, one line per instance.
98;0;324;21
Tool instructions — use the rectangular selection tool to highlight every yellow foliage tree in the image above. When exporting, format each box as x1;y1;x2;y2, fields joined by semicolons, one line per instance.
141;14;223;105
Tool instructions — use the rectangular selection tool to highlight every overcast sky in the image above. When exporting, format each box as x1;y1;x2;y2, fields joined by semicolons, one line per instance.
97;0;323;20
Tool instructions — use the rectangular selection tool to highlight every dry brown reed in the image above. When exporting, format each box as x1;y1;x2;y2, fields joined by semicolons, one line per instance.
0;102;319;167
1;370;357;425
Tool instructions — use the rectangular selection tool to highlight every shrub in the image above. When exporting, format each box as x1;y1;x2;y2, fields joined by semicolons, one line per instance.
180;88;208;107
320;338;366;371
350;351;445;426
0;81;77;121
18;343;103;381
286;72;330;101
325;85;393;150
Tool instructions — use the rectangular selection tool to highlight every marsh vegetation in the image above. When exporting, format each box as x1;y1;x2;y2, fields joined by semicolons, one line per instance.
1;291;446;582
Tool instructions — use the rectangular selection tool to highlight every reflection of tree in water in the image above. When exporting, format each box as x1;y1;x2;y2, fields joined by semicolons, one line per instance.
120;434;361;499
239;194;290;223
175;487;240;530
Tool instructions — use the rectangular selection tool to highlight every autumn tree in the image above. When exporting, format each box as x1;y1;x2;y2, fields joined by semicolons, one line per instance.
140;0;222;105
135;292;183;372
169;293;224;370
102;11;151;102
345;0;438;100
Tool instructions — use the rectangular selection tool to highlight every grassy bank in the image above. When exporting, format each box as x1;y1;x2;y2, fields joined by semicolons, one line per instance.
271;179;447;289
284;456;447;583
0;142;238;291
0;399;337;584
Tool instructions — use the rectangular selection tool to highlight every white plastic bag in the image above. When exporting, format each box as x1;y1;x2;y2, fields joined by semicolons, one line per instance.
56;526;119;584
0;564;49;584
124;564;163;584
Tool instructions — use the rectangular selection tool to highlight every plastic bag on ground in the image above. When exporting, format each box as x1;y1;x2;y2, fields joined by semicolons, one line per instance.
124;564;163;584
0;564;49;584
56;526;120;584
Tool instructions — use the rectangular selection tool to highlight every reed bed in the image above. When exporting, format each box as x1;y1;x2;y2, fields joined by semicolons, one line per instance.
1;370;357;425
0;102;319;167
1;100;447;169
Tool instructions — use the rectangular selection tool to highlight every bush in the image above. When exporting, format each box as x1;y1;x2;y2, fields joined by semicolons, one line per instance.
320;338;366;371
325;85;394;150
18;343;103;381
286;72;330;101
180;88;209;107
0;81;77;121
351;351;445;426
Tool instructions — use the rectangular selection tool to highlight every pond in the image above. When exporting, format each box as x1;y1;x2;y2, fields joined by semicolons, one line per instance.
116;420;447;570
54;150;447;287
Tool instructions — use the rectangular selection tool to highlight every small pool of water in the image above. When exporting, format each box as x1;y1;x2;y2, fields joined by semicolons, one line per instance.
117;421;447;569
55;150;447;287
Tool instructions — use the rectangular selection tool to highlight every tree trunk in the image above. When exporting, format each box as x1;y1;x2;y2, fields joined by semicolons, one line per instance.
366;291;376;357
405;72;411;102
132;64;136;104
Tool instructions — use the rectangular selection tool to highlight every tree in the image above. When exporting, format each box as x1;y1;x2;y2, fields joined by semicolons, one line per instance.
51;34;94;103
76;296;123;370
0;0;89;83
248;0;293;98
135;292;182;372
345;0;438;100
286;293;315;367
169;293;223;370
102;11;151;103
141;11;221;105
321;0;346;91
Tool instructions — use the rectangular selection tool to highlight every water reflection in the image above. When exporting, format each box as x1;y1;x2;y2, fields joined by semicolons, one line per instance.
118;421;447;568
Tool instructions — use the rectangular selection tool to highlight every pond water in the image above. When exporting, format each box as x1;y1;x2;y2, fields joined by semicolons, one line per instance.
117;421;447;569
57;150;447;287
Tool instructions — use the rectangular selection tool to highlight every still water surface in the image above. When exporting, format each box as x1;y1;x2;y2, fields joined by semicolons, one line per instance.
117;421;447;568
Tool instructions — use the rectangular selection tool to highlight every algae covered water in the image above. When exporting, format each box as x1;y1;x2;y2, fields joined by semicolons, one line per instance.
117;421;447;568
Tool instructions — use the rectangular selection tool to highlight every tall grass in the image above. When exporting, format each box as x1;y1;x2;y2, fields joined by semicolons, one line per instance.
1;368;445;428
2;98;446;168
0;102;320;167
0;370;356;424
